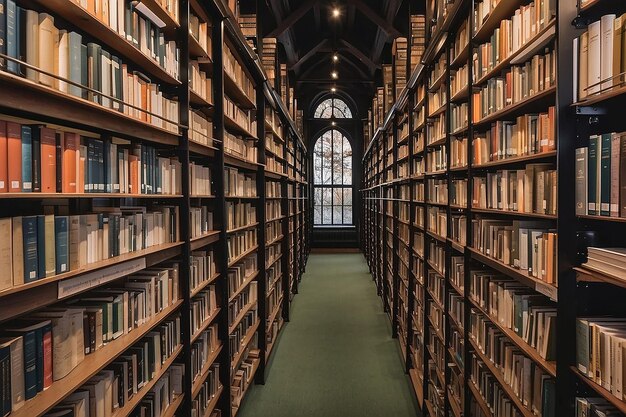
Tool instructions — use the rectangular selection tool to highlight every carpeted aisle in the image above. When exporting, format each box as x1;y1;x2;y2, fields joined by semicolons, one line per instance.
238;253;420;417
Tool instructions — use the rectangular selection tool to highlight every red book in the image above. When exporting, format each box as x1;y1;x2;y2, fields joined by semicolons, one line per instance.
62;132;79;193
6;122;21;192
40;127;56;193
0;121;7;192
42;325;53;389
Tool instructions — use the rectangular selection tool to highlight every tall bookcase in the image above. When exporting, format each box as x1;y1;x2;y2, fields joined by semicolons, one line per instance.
359;0;610;416
0;1;309;417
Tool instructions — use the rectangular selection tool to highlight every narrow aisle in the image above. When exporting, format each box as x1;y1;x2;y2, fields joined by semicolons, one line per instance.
239;253;419;417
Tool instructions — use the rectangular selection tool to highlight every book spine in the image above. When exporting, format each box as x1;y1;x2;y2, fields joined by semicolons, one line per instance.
576;147;588;216
30;127;40;193
55;133;63;193
21;332;36;400
0;121;7;193
20;126;32;192
22;216;38;283
36;216;46;280
54;216;68;273
600;133;611;216
588;135;599;215
611;133;620;217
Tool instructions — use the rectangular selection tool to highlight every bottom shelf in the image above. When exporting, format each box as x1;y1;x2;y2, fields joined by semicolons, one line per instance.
231;354;261;417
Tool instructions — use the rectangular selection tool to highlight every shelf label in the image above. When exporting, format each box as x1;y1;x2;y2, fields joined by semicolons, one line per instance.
535;282;558;301
58;258;147;299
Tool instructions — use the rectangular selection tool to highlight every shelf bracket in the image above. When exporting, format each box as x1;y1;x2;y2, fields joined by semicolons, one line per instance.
575;106;607;116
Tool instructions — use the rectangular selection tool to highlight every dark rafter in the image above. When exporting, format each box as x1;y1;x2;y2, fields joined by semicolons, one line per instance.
290;39;330;72
338;39;378;73
266;0;318;38
346;0;401;38
268;0;298;64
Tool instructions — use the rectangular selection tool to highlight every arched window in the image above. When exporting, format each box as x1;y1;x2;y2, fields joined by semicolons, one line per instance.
313;98;353;119
313;129;353;225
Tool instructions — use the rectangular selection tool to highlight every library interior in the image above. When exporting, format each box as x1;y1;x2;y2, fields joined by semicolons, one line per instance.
0;0;624;416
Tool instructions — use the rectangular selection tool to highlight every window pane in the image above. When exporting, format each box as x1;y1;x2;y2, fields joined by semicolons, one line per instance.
322;131;333;184
343;188;352;205
322;188;332;205
333;206;343;225
314;188;322;206
313;98;353;119
343;206;353;224
333;187;343;206
313;142;322;184
332;132;342;185
323;207;332;224
314;206;321;224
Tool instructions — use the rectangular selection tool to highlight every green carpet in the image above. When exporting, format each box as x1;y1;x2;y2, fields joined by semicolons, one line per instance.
238;253;420;417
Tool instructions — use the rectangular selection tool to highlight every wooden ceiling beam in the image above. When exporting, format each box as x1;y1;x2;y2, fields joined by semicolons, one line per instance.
267;0;298;64
266;0;318;38
338;39;378;72
345;0;401;38
290;38;330;72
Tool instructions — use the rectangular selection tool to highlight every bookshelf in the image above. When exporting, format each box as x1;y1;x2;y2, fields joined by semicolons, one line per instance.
360;0;593;416
0;2;309;417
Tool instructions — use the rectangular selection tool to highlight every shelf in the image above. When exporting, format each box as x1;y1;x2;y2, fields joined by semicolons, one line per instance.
227;222;260;234
229;271;260;303
468;247;558;301
469;337;534;417
448;389;462;417
468;379;493;417
224;113;258;139
229;300;259;334
572;366;626;414
578;214;626;223
409;368;424;408
0;241;183;322
112;344;183;417
224;153;261;171
231;356;261;417
190;272;221;298
228;245;259;267
471;207;557;220
575;266;626;289
473;87;556;128
472;150;557;168
231;320;260;371
267;296;284;326
32;0;181;85
8;300;182;417
0;72;181;145
0;192;183;199
474;21;556;86
192;346;224;397
473;0;522;43
468;297;556;377
191;308;222;343
191;231;221;250
450;43;470;69
224;71;256;110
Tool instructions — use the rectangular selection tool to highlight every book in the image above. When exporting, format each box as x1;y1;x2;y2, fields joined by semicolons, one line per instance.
0;121;7;193
0;337;24;411
588;20;602;95
575;147;588;215
20;125;32;192
40;127;56;193
22;215;38;283
6;122;20;192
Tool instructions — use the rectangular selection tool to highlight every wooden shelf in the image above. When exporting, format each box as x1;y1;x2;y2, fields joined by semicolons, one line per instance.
473;87;556;128
0;192;183;199
113;344;183;417
190;272;221;298
409;368;424;408
266;296;284;326
472;150;557;168
32;0;181;85
471;207;557;220
192;346;224;397
468;297;556;377
575;266;626;289
468;379;493;416
0;241;183;323
0;72;180;145
229;299;259;334
578;214;626;223
469;336;534;417
227;222;260;234
224;113;258;139
230;320;260;371
9;300;183;417
224;153;261;171
572;366;626;414
228;245;259;267
191;231;221;250
191;308;222;343
229;271;260;303
224;71;256;110
231;356;261;417
468;247;558;301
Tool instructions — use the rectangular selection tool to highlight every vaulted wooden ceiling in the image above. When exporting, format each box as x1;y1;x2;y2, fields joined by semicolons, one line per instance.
259;0;414;117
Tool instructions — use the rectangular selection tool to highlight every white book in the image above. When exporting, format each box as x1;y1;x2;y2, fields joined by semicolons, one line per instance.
601;14;616;90
573;36;579;102
588;20;602;94
109;0;117;33
58;30;69;93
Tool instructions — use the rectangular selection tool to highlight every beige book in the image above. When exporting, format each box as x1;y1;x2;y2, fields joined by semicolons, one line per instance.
11;217;23;286
588;21;602;95
601;14;617;90
68;215;81;270
38;13;57;87
580;32;589;99
25;10;39;82
44;214;56;277
0;218;13;290
58;30;69;93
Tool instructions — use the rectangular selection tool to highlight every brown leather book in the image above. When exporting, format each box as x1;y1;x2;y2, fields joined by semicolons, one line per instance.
62;132;79;193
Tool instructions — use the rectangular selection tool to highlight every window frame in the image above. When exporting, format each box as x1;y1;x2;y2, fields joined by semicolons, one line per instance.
313;97;353;119
312;129;353;226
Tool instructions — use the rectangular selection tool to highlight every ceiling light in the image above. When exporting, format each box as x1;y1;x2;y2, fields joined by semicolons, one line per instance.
332;8;340;18
332;54;339;62
331;121;337;126
331;87;337;93
331;71;338;79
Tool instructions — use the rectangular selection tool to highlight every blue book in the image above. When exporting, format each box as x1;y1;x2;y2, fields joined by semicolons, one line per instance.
103;139;111;193
20;126;32;192
86;139;95;193
600;133;611;216
6;1;17;74
21;216;38;283
36;215;46;280
55;216;69;274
